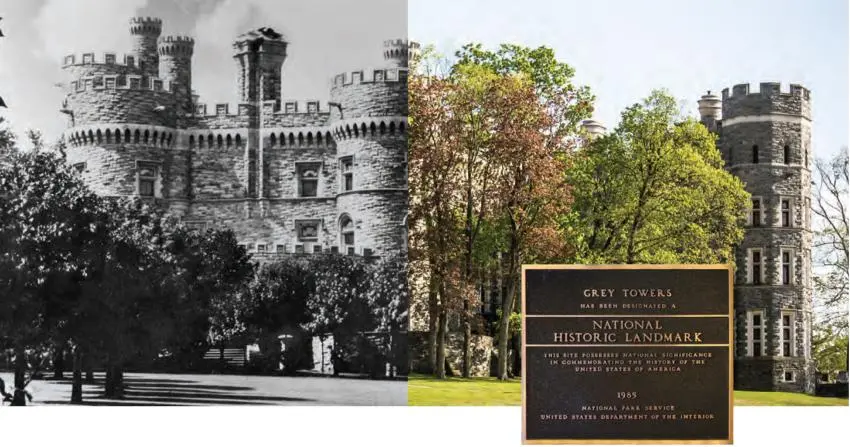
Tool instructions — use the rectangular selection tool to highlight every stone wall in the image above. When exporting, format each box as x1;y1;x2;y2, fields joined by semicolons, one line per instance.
409;331;494;377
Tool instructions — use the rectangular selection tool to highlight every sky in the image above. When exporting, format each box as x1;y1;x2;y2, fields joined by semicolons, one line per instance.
0;0;407;149
410;0;849;159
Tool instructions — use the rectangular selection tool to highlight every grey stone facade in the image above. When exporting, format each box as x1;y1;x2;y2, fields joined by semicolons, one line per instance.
700;82;816;394
60;17;409;261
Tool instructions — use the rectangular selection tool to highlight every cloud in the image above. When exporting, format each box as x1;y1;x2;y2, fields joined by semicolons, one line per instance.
34;0;151;63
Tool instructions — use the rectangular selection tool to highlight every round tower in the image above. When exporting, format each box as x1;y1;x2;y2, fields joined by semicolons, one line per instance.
60;19;187;215
158;36;195;117
717;82;815;394
697;90;722;133
129;17;162;77
329;39;408;258
383;39;416;68
581;119;607;140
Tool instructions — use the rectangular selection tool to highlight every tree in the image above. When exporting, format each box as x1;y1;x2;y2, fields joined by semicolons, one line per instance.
244;258;312;374
812;149;849;331
564;89;749;265
0;149;104;405
409;47;467;378
811;148;849;374
302;254;373;375
367;255;410;377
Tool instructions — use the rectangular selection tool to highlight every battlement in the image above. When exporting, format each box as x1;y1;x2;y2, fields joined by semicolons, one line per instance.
63;52;143;68
158;36;195;56
332;67;409;87
129;17;162;35
193;100;333;117
68;74;172;93
721;82;810;101
383;39;414;68
721;82;811;120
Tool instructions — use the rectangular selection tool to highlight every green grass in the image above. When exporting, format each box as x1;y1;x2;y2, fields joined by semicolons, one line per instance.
407;374;848;407
734;390;848;406
407;374;522;406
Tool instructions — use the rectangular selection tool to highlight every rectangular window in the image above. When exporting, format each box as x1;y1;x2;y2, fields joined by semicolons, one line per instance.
296;220;320;242
313;245;322;254
748;248;763;285
137;162;158;197
347;246;355;256
781;199;791;227
297;163;320;197
750;198;763;227
340;157;354;192
781;311;795;357
783;371;795;382
73;162;86;174
781;249;794;285
747;310;765;357
295;244;304;254
256;244;266;253
276;244;285;253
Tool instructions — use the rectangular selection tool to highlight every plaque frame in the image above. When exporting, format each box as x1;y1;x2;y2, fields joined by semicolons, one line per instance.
521;264;734;445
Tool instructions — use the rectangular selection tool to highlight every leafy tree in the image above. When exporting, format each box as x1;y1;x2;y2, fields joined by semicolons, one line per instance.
244;258;312;374
813;325;849;379
0;149;104;405
367;255;410;376
302;254;373;375
564;89;749;264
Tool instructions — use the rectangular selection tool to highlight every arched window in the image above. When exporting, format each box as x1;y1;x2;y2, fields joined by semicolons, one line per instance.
235;134;242;147
783;145;790;164
217;134;223;148
289;133;295;146
115;128;122;143
340;215;355;254
143;130;149;144
752;145;759;164
270;133;276;147
226;134;232;148
317;132;323;146
307;132;313;146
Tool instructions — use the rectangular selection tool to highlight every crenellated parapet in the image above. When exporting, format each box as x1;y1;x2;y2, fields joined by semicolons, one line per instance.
383;39;417;68
129;17;162;35
157;36;195;56
63;52;145;68
68;74;172;92
721;82;811;120
332;67;408;87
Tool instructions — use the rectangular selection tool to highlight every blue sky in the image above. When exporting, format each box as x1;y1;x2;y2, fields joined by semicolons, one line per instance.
0;0;405;149
410;0;848;158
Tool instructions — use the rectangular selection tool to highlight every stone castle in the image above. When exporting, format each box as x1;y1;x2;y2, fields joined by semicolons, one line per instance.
586;83;816;393
60;17;409;262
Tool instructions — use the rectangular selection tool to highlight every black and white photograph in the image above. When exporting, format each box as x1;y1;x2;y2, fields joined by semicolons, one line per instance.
0;0;409;406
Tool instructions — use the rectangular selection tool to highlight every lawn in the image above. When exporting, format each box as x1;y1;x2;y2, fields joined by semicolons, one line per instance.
407;374;848;406
408;374;521;406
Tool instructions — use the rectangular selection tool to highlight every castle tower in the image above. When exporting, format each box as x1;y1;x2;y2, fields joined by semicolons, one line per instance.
158;36;195;116
129;17;162;77
383;39;415;68
712;82;815;394
329;39;409;257
581;119;607;140
233;28;288;102
698;91;722;134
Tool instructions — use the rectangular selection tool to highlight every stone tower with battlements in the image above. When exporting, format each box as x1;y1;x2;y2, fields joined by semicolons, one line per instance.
60;17;408;262
699;82;815;394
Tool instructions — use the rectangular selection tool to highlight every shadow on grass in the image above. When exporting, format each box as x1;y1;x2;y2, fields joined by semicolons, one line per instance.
41;376;315;406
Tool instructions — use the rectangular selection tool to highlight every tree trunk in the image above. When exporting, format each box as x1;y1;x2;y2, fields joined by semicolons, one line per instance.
104;363;124;399
84;354;94;383
11;344;27;406
71;348;82;403
435;306;448;379
511;333;522;377
427;273;439;374
462;301;471;378
497;238;519;380
52;343;65;379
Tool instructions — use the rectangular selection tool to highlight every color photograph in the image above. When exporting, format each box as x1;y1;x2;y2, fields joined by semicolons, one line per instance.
407;0;848;407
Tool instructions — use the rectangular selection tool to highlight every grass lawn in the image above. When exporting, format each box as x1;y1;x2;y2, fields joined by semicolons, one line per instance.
408;374;521;406
408;374;848;407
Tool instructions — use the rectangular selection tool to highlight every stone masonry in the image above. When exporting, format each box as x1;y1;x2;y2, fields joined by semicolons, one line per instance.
60;17;410;263
699;83;816;394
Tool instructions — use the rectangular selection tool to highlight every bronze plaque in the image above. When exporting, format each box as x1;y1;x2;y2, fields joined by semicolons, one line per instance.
522;265;733;444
